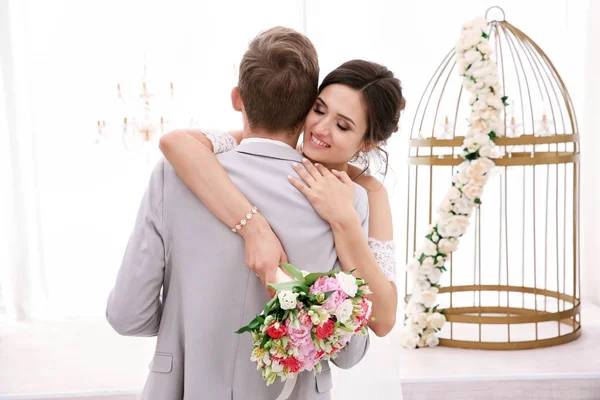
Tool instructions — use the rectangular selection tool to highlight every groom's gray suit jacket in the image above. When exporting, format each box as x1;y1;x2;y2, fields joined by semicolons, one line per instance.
106;141;371;400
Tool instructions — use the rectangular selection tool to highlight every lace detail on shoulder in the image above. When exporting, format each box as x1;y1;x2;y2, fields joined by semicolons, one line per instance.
368;238;396;283
203;129;238;154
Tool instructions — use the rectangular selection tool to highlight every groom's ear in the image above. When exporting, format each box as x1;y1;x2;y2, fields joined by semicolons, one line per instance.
231;87;243;112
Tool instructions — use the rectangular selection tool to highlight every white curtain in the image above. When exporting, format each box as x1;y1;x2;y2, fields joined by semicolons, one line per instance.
0;0;596;320
0;0;49;319
581;0;600;307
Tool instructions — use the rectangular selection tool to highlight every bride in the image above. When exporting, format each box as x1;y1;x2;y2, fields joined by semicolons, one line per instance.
159;58;405;387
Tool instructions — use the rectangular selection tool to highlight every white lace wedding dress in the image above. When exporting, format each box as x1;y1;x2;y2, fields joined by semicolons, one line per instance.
205;131;402;399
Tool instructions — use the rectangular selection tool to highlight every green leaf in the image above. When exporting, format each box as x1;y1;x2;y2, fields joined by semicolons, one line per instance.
474;198;482;205
464;151;479;161
260;333;270;349
236;314;265;334
489;131;497;140
235;325;252;334
295;285;311;294
303;272;327;286
324;290;336;300
482;32;489;39
281;262;305;283
282;310;290;321
269;281;300;291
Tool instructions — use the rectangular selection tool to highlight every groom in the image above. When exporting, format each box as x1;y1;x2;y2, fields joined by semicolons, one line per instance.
106;27;370;400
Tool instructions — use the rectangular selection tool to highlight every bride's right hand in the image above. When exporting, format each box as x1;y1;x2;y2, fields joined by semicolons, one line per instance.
238;214;289;297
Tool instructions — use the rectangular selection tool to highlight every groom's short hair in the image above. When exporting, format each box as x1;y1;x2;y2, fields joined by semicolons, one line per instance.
238;26;319;134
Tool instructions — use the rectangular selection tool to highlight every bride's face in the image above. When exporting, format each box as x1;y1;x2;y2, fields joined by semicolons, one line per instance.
302;84;368;167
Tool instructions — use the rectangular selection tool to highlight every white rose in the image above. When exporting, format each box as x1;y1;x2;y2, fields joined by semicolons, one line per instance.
469;93;478;106
472;99;488;112
417;288;439;308
399;329;418;349
417;337;427;348
479;145;495;158
335;271;358;297
447;186;462;201
464;49;483;64
452;196;472;215
478;41;493;55
452;171;469;187
463;17;488;32
405;299;426;315
335;299;354;323
471;174;488;187
419;257;435;275
484;74;499;87
486;95;504;110
435;255;445;267
406;258;420;274
277;290;299;310
438;215;470;237
462;184;483;200
422;239;438;256
416;278;431;291
461;34;482;50
427;312;447;330
411;312;429;329
473;133;492;147
424;333;440;347
470;158;495;176
427;267;442;284
438;238;458;254
470;117;490;133
464;138;479;154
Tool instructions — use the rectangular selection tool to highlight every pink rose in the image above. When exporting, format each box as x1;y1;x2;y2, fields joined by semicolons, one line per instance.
310;277;348;312
285;318;312;346
296;341;319;371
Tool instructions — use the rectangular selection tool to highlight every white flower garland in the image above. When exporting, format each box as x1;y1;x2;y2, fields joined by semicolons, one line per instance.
400;17;507;349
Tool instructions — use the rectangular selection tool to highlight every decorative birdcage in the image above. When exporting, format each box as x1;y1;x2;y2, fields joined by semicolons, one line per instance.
404;7;580;350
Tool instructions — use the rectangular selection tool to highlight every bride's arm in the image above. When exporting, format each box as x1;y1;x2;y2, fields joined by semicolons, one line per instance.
158;129;286;293
289;161;398;337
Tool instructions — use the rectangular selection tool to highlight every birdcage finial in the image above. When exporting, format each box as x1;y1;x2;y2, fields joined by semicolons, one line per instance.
485;6;506;22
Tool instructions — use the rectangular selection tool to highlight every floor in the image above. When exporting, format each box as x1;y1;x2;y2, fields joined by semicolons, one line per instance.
1;303;599;399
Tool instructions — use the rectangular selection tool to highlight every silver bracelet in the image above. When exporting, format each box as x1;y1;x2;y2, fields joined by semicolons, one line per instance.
231;206;259;233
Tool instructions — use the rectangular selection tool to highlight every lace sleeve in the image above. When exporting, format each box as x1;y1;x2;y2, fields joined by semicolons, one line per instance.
203;129;238;154
368;238;396;283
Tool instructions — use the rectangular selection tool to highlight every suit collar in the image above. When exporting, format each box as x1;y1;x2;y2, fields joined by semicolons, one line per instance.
235;141;304;163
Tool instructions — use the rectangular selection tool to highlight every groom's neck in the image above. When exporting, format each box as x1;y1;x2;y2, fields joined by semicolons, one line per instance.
243;127;299;149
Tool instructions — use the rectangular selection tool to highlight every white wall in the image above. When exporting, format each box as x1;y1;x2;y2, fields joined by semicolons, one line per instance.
0;0;595;318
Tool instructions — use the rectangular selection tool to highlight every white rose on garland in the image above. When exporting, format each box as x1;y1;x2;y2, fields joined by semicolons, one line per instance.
400;16;508;349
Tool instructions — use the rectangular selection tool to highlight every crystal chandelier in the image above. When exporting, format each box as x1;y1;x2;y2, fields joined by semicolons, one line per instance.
96;58;176;151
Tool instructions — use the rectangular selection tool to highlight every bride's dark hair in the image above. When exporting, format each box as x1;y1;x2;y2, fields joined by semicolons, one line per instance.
319;60;405;177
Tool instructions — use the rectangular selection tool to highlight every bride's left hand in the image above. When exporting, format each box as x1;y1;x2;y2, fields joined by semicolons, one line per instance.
288;158;356;224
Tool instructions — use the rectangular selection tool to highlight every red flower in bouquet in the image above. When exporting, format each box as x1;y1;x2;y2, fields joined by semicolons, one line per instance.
282;356;303;373
266;321;287;339
357;298;373;328
315;319;335;339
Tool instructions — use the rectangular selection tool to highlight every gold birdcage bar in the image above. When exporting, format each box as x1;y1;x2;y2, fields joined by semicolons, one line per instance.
405;8;581;350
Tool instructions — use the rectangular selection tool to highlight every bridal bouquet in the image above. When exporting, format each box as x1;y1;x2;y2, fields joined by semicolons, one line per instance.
236;263;373;386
